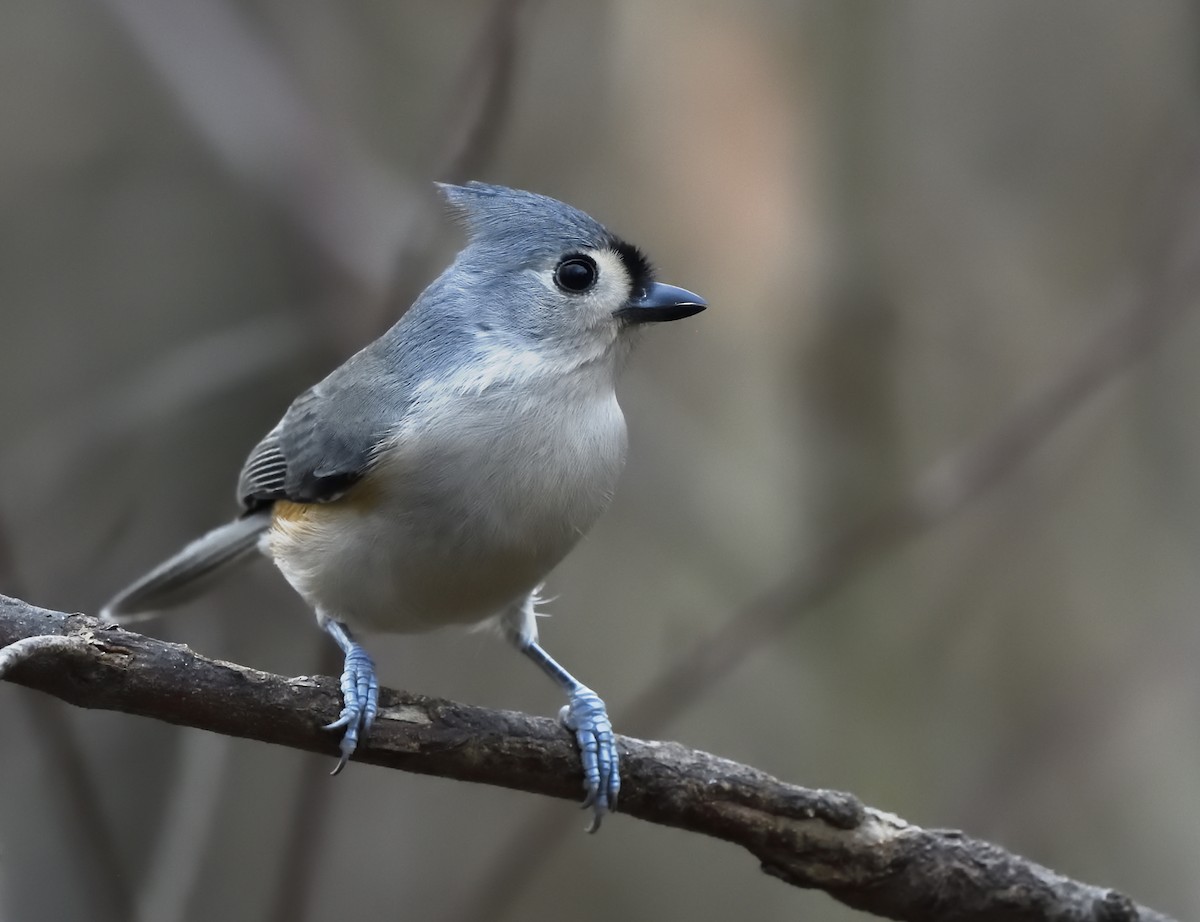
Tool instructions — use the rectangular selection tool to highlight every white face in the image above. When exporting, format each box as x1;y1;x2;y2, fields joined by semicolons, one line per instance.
530;247;636;339
447;245;642;395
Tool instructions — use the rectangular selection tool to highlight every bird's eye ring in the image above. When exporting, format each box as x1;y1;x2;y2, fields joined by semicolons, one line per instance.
554;255;598;293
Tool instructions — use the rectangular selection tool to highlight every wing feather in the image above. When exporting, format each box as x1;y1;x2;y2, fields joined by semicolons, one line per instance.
236;355;404;510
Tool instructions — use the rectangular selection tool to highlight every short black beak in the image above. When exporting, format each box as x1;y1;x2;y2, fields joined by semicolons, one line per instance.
616;282;707;324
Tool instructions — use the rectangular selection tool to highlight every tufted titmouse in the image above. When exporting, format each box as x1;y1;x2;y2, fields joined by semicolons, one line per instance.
102;182;706;828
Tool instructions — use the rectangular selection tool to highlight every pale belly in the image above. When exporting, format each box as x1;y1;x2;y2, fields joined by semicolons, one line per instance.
265;390;627;633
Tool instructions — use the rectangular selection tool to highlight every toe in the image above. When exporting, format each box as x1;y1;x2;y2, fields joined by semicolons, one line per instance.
324;643;378;772
561;688;620;830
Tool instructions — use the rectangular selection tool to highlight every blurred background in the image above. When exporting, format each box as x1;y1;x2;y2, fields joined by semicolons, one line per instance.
1;2;1199;920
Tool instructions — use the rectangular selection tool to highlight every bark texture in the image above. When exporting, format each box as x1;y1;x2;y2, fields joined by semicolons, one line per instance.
0;594;1173;922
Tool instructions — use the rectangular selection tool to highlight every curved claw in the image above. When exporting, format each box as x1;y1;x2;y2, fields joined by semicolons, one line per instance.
559;688;620;832
324;644;379;774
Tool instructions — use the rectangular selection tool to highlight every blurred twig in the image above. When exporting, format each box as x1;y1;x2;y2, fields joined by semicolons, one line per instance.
617;248;1195;737
96;0;528;338
2;317;307;922
97;0;418;295
371;0;528;333
433;0;524;187
266;642;341;922
458;155;1200;920
4;314;310;517
135;718;234;922
0;598;1176;922
0;523;134;922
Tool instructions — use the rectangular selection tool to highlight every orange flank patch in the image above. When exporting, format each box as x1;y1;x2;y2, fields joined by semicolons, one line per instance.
270;478;381;534
270;500;325;542
272;500;313;523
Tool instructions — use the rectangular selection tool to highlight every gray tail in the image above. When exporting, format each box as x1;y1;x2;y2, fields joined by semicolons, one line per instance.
101;512;272;623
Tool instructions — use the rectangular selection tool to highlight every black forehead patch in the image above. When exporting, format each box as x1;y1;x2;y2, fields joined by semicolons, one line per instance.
606;236;656;294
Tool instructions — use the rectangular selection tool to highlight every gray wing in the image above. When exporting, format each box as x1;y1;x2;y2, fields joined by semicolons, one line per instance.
237;356;407;510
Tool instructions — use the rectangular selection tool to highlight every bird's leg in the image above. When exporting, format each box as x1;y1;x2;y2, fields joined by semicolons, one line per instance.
522;643;619;830
502;594;619;831
319;614;379;774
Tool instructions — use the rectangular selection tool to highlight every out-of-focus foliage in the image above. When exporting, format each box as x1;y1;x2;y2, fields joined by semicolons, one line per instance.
1;2;1198;921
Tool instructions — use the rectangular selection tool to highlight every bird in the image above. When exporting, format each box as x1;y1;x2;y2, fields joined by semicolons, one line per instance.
101;181;706;829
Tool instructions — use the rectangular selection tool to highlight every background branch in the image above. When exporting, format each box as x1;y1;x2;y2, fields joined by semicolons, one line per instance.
98;0;419;295
0;596;1173;922
456;138;1200;921
0;523;134;922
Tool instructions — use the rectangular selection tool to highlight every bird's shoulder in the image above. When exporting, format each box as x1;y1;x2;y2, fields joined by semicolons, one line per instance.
236;343;417;510
236;301;533;511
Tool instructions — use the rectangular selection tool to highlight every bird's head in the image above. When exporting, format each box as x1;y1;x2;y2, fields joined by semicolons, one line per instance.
434;182;706;363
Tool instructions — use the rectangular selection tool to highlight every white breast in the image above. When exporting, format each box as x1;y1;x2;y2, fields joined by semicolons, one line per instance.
267;357;628;634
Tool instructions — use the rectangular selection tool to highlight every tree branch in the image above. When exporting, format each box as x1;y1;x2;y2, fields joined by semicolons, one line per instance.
0;595;1171;922
454;136;1200;921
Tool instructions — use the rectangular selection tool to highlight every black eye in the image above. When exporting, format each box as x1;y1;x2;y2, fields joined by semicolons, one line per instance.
554;256;598;293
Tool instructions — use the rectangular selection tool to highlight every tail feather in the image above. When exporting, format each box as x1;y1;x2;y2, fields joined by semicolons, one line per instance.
101;512;272;623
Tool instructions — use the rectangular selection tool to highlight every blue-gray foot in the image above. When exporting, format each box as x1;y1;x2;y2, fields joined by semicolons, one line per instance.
559;687;619;832
324;643;379;774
